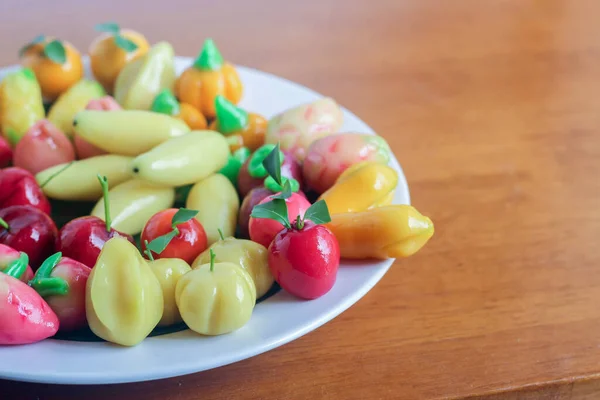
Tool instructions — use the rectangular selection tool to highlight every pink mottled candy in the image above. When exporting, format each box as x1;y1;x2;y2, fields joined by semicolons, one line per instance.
265;97;343;162
13;120;76;175
303;133;392;194
0;244;34;283
74;96;121;159
0;272;59;345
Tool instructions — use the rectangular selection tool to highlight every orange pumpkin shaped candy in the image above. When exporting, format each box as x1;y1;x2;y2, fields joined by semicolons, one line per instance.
209;95;266;152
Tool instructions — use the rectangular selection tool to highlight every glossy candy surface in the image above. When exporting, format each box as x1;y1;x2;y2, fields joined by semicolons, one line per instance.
0;167;51;215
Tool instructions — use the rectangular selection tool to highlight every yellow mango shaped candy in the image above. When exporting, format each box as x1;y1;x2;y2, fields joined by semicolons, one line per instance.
131;130;229;187
86;237;163;346
73;110;190;156
114;41;176;110
318;161;398;214
0;68;45;145
91;179;175;235
186;174;239;245
35;155;132;201
193;237;273;298
324;205;434;259
148;258;191;327
176;251;256;336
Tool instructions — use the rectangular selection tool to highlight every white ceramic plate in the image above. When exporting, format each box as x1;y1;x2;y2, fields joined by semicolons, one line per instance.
0;57;410;384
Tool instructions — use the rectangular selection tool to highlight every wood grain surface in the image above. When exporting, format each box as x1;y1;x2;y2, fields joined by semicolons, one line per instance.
1;0;599;398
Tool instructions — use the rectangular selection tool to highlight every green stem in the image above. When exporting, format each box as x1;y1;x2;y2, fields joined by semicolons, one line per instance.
295;214;304;230
194;38;224;71
151;89;180;116
144;240;154;261
97;174;112;232
40;161;74;188
29;252;69;297
209;249;216;272
0;217;8;230
3;252;28;279
218;228;225;241
215;95;248;134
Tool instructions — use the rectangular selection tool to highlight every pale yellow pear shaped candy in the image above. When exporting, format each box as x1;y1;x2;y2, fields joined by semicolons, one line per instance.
193;237;273;298
148;258;191;327
130;130;229;187
86;237;163;346
35;155;132;201
114;41;176;111
72;110;190;156
176;255;256;336
91;179;175;235
185;174;239;245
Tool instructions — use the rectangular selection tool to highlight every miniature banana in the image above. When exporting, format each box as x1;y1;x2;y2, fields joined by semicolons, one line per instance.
131;130;229;187
35;155;132;201
114;41;176;111
186;174;239;245
72;110;190;156
91;179;175;235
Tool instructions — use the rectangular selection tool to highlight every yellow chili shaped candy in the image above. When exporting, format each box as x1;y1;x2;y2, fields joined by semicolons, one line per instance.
146;255;191;327
86;237;163;346
193;235;273;298
325;205;434;259
151;89;207;130
318;162;398;214
0;68;45;145
208;96;267;152
175;39;243;119
176;250;256;336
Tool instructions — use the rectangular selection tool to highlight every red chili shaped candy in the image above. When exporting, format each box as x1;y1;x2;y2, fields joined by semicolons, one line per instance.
0;167;51;215
0;252;59;345
29;252;91;332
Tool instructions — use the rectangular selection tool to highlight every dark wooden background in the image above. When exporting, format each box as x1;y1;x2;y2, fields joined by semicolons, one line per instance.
1;0;600;398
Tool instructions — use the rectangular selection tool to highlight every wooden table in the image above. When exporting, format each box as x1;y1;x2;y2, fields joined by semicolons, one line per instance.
1;0;599;398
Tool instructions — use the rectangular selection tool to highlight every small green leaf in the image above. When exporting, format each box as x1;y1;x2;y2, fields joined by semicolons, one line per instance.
146;230;179;255
18;34;45;57
114;35;138;53
265;176;299;195
303;200;331;225
263;143;282;185
95;22;120;34
269;179;293;199
250;198;291;229
43;40;66;64
171;208;199;227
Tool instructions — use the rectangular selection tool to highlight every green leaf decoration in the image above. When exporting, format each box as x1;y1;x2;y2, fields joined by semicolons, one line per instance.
171;208;199;227
265;176;299;195
268;179;293;199
114;35;139;53
263;143;282;185
18;34;45;57
303;200;332;225
146;229;179;255
250;198;291;229
43;40;66;64
95;22;120;34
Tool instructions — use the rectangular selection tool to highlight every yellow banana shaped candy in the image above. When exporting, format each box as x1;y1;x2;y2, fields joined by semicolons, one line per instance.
91;179;175;235
131;130;229;187
176;250;256;336
47;79;105;138
0;68;45;145
194;237;273;298
35;155;132;201
148;258;191;327
114;41;176;111
72;110;190;156
186;174;239;245
86;237;163;346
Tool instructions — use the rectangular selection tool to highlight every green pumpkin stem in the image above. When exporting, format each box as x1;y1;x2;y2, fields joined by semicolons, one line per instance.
215;95;248;134
151;89;181;116
193;38;224;71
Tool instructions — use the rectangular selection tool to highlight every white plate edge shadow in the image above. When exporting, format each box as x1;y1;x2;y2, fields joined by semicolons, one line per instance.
0;56;411;385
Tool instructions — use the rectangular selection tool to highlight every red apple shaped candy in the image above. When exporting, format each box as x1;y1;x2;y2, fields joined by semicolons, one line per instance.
0;167;51;215
73;96;120;159
238;187;273;239
238;147;303;197
141;208;208;264
0;136;12;168
13;119;75;175
0;244;33;282
257;198;340;300
56;175;134;268
0;253;59;344
29;252;91;332
0;205;58;269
